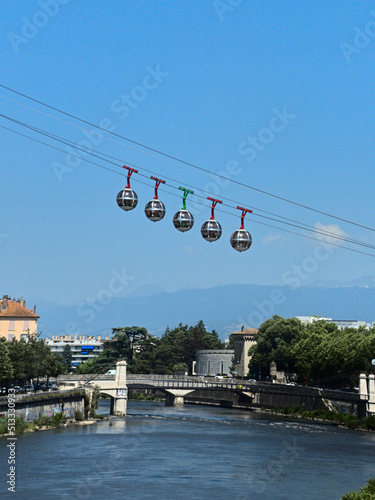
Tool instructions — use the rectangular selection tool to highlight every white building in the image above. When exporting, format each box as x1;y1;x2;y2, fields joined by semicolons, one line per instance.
296;316;373;330
45;334;107;367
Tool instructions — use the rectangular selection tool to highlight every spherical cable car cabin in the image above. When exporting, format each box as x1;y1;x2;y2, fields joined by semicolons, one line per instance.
117;166;138;211
144;177;166;222
201;197;222;242
230;206;253;252
173;187;194;232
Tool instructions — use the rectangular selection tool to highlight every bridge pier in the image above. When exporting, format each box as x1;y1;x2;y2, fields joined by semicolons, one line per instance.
164;390;192;406
113;360;128;416
368;373;375;415
359;372;375;417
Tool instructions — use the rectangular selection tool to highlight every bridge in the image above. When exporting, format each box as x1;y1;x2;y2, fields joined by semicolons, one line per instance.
58;362;375;417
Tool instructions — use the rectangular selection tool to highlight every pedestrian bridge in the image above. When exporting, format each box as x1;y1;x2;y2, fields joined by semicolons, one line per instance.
57;363;375;417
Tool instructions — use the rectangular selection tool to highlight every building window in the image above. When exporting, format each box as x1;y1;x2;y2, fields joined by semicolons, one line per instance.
23;320;30;331
8;333;15;341
8;320;15;331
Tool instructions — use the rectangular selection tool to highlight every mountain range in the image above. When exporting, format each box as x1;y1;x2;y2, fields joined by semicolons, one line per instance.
37;276;375;340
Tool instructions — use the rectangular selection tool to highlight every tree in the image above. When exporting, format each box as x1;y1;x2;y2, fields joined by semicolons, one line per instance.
43;353;67;383
72;321;224;375
111;326;148;361
0;338;13;387
7;338;29;382
248;316;304;378
149;321;223;374
62;344;73;372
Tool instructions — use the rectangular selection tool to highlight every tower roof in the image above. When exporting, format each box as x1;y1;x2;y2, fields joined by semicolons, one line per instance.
231;327;258;335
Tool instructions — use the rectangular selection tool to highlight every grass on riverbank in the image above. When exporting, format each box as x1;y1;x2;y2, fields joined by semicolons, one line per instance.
0;411;105;436
0;413;67;435
274;405;375;431
340;477;375;499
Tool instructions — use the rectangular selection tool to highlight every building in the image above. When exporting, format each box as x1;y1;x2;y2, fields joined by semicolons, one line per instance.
193;350;234;376
230;326;259;378
296;316;373;330
45;335;107;368
0;295;39;341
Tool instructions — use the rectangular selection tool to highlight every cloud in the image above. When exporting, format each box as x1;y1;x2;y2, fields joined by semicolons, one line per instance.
314;222;347;245
261;233;282;245
183;245;195;255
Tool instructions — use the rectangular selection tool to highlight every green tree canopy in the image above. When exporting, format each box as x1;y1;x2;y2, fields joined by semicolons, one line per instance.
0;338;13;385
249;316;375;385
74;321;223;375
62;344;73;372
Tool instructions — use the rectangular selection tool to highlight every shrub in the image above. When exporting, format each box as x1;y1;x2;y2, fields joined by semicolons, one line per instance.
0;417;8;434
74;410;84;421
341;476;375;499
34;415;53;428
52;412;66;426
14;416;29;434
282;405;294;414
365;415;375;431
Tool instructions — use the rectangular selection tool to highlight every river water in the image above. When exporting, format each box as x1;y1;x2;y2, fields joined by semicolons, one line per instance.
1;401;375;500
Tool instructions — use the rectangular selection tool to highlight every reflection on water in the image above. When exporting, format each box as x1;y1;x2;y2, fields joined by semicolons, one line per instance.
1;401;375;500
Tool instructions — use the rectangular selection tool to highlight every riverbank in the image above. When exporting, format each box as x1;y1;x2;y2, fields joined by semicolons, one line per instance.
184;398;375;432
270;405;375;431
0;413;109;437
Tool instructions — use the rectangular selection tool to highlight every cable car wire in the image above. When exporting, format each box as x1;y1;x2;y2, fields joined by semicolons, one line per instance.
1;83;375;233
1;121;375;258
1;112;374;251
0;114;375;254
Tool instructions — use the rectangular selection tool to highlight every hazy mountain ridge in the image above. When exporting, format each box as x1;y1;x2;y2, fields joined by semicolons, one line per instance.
36;283;375;340
311;275;375;289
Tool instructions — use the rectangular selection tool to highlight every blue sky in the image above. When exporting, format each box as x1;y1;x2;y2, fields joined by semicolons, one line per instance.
1;0;374;307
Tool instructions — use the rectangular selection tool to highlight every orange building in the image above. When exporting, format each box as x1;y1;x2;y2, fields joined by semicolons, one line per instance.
0;295;39;341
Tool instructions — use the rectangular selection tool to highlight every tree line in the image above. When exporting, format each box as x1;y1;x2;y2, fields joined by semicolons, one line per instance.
248;315;375;386
74;321;224;375
0;335;71;390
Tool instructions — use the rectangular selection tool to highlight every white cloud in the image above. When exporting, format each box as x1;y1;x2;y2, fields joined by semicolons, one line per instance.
183;245;195;255
261;233;282;245
314;222;347;245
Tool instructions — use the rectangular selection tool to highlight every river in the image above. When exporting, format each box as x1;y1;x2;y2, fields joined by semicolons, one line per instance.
1;401;375;499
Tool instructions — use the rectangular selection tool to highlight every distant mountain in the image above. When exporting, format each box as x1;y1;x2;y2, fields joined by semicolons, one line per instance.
311;275;375;288
37;284;375;340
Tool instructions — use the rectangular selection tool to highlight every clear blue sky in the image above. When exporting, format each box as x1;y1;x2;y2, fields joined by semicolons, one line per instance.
1;1;374;306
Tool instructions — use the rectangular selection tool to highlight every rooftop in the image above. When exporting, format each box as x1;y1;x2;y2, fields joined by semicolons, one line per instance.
231;326;258;335
0;295;39;318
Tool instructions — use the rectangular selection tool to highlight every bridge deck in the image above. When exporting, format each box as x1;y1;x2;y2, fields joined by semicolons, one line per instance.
57;374;362;402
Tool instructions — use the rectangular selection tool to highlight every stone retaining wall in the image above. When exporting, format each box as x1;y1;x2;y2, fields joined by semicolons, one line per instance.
0;391;85;421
